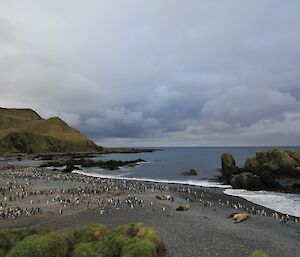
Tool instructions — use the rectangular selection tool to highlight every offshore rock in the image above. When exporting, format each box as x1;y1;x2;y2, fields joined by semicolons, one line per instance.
220;148;300;192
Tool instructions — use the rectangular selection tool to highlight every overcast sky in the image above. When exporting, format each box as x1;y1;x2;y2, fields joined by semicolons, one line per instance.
0;1;300;146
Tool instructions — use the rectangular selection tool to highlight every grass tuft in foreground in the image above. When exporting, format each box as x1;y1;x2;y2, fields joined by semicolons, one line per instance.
249;250;270;257
0;223;166;257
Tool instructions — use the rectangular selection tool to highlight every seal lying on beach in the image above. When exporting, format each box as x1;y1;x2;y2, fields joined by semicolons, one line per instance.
176;204;191;211
156;195;174;202
233;213;250;223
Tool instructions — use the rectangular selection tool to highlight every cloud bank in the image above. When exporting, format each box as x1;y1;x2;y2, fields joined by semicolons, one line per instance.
0;1;300;146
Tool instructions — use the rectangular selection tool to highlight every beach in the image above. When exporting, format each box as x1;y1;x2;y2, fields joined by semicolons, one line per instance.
0;164;299;257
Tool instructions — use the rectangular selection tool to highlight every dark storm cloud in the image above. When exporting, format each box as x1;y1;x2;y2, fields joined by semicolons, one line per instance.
0;0;300;146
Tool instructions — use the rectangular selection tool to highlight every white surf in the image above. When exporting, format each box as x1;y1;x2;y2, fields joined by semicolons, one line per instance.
72;170;231;188
224;188;300;218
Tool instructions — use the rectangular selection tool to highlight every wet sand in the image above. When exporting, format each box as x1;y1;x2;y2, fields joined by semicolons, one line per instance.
0;164;299;257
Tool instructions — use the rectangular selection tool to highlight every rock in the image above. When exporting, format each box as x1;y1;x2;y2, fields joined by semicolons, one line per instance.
286;151;300;165
182;169;197;176
233;213;250;223
40;161;65;168
292;182;300;189
258;170;281;189
221;153;239;176
230;172;263;190
220;148;300;192
40;158;146;171
40;154;54;160
176;204;190;211
62;164;78;173
278;167;300;178
244;156;259;172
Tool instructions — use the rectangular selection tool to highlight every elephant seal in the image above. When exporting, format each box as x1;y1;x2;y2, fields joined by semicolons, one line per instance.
176;204;191;211
156;195;174;201
233;213;250;223
164;194;174;201
156;195;166;200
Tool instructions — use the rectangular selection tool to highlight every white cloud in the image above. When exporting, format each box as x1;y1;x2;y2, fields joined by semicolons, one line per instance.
0;1;300;146
59;112;81;127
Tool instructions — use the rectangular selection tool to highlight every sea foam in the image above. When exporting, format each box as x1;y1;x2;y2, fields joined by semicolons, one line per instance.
72;170;231;188
224;188;300;218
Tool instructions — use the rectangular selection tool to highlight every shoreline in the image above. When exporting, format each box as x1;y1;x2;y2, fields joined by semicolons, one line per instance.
2;162;300;218
72;169;300;218
0;147;159;160
0;164;299;257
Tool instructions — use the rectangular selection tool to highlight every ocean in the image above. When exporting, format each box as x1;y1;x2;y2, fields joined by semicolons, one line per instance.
13;147;300;217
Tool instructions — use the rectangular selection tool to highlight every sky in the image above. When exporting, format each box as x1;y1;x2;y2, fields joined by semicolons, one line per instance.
0;0;300;147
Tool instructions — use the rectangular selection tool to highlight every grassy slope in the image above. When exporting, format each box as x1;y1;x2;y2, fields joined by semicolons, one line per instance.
0;107;98;155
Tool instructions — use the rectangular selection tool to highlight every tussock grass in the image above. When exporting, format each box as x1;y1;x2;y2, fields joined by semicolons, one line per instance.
0;223;165;257
0;231;14;256
249;250;270;257
69;224;108;244
7;233;72;257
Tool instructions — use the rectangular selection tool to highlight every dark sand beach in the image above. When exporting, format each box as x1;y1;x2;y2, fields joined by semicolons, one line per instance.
0;164;299;257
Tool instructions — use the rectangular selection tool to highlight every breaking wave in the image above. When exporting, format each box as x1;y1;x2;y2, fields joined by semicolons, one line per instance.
72;170;231;188
224;188;300;218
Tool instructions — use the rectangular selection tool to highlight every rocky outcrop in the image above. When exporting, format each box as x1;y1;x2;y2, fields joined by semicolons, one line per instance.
230;172;263;190
247;149;300;178
220;153;240;183
220;148;300;192
41;158;146;172
181;169;198;176
221;153;240;175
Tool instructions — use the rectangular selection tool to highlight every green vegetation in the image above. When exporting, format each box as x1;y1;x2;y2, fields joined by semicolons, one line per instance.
220;153;240;183
221;153;237;174
0;223;165;257
7;233;72;257
0;231;13;256
244;156;259;172
248;148;300;179
95;223;165;257
221;148;300;191
69;224;108;244
72;242;100;257
0;229;50;257
249;250;270;257
0;107;99;156
255;148;297;170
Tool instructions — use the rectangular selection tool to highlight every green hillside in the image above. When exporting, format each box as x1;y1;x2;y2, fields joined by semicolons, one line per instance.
0;107;99;156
